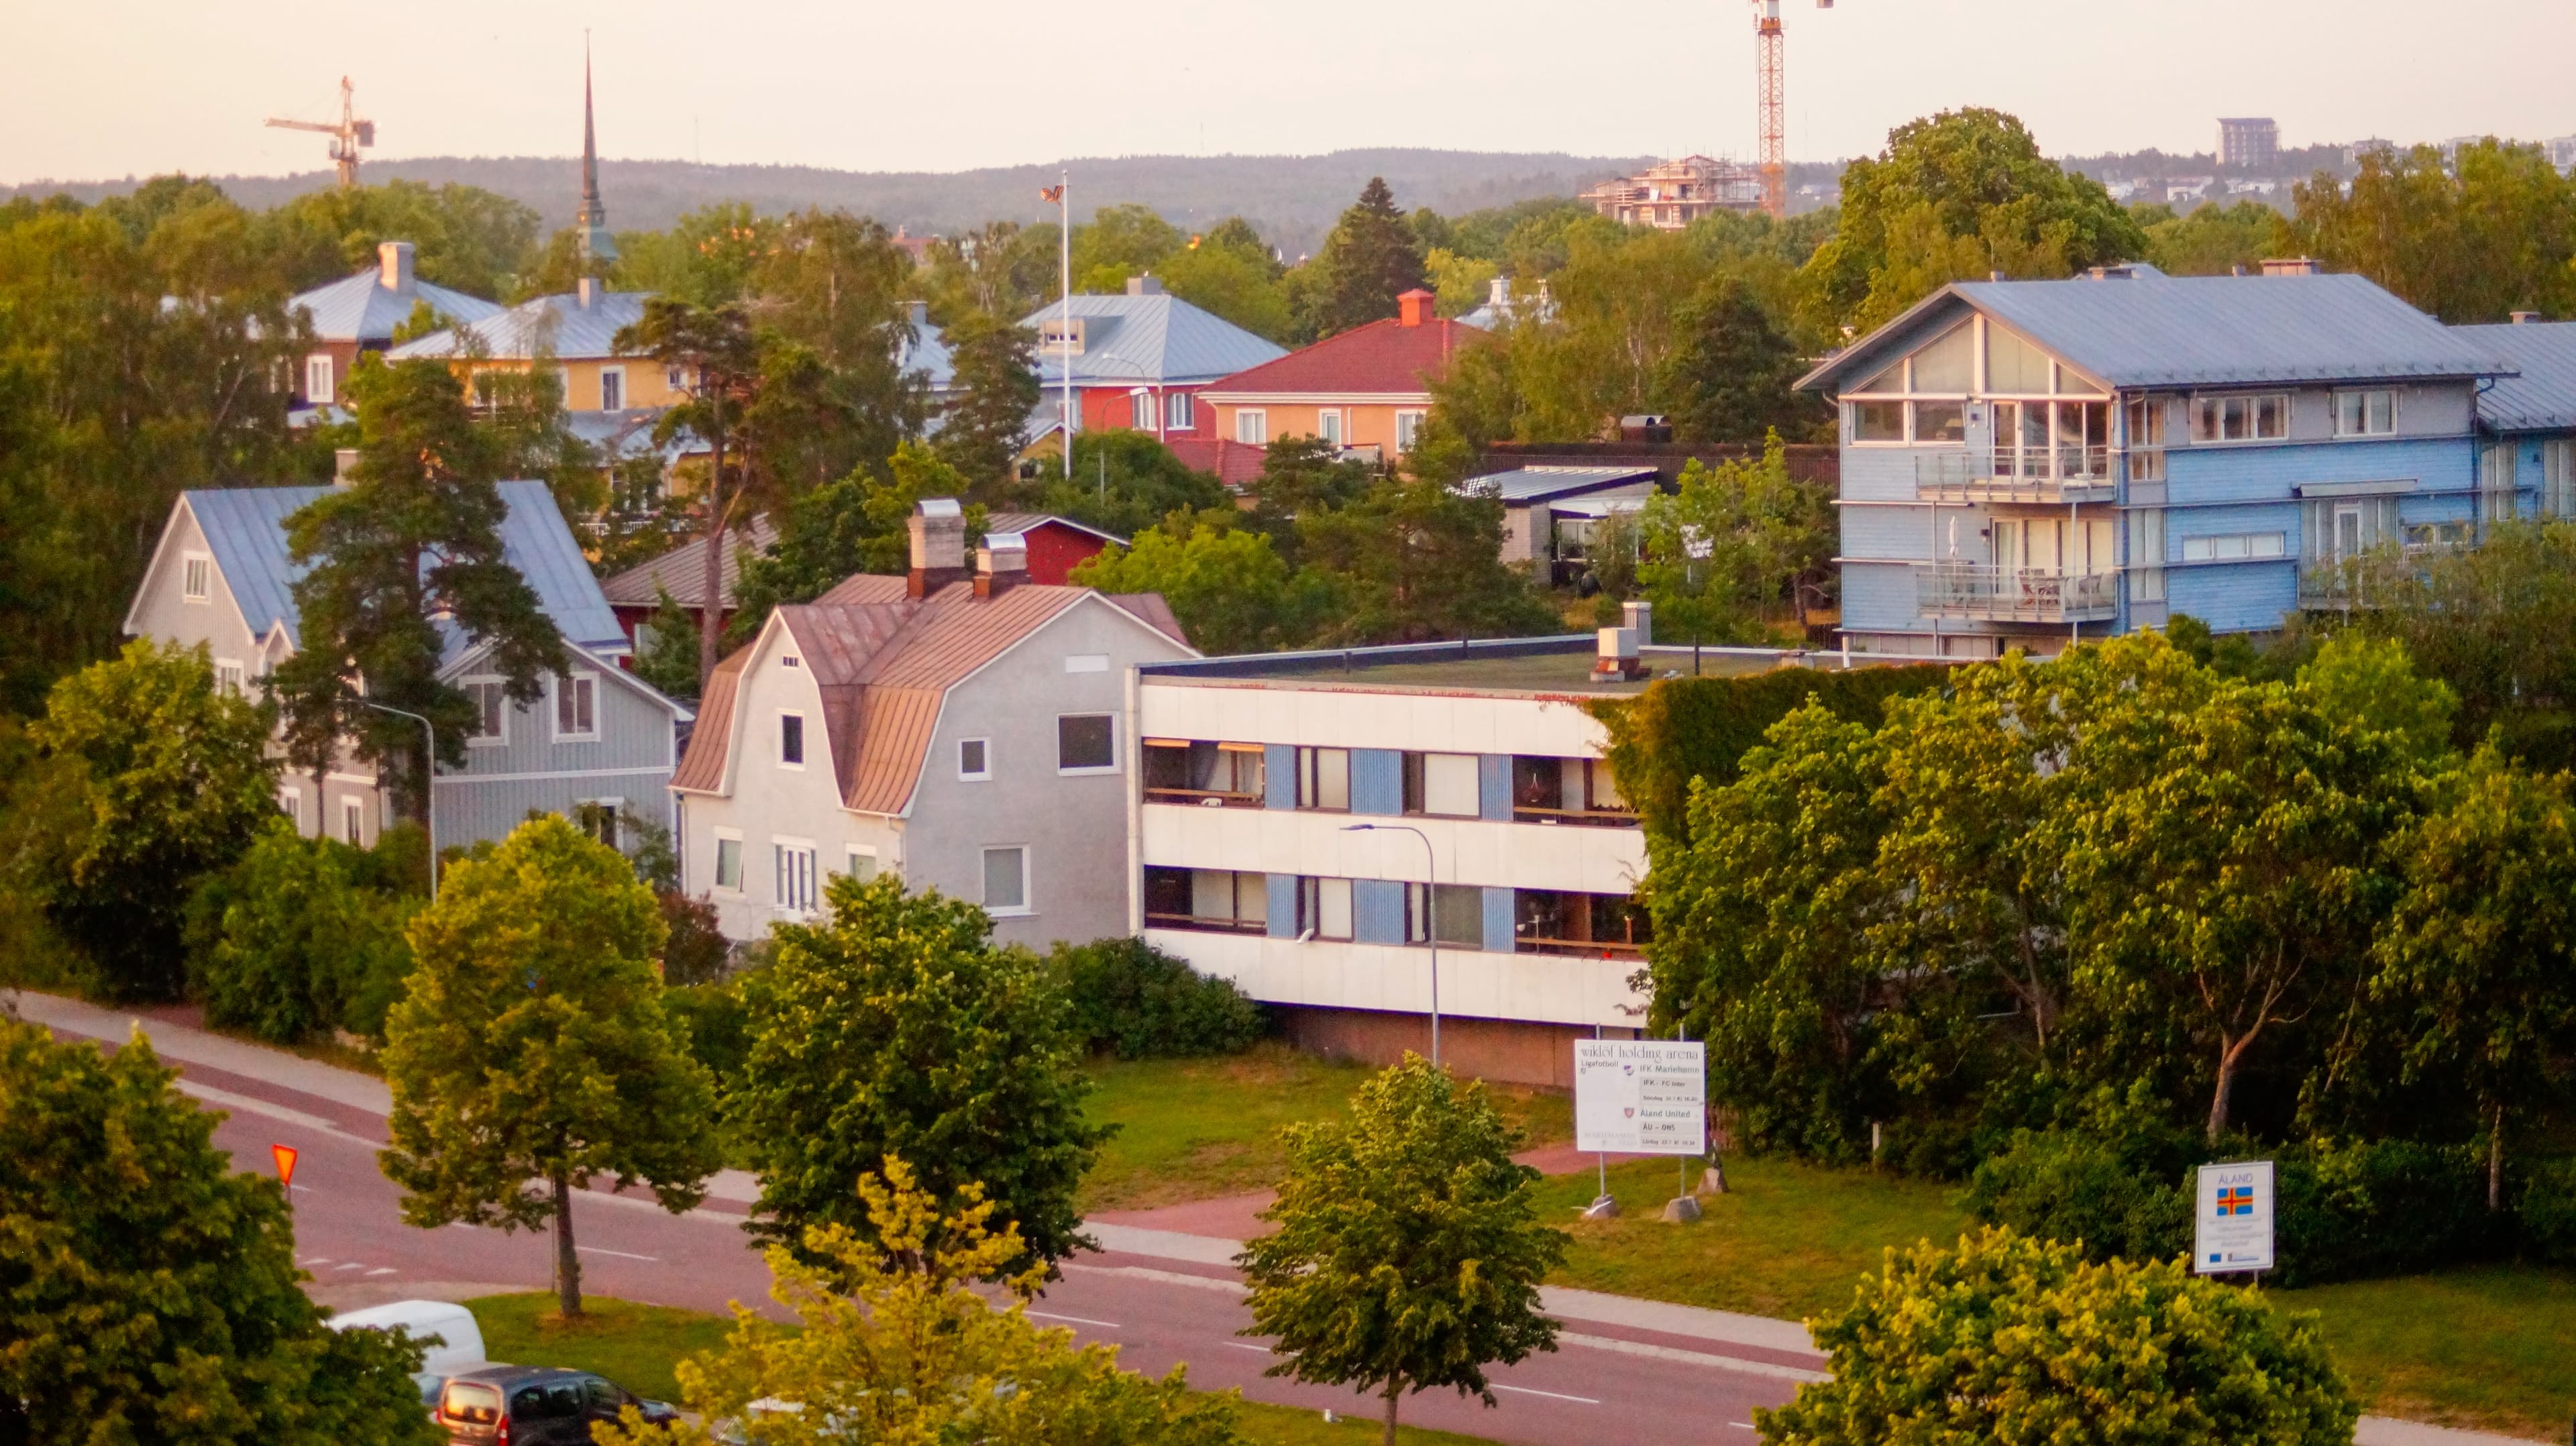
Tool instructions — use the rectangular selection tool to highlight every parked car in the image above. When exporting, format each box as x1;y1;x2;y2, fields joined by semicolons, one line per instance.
329;1298;490;1408
436;1366;678;1445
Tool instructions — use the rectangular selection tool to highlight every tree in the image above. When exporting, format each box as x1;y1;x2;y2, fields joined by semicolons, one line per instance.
734;873;1107;1278
0;1017;439;1445
1660;278;1824;443
729;443;981;641
2140;200;2287;277
1073;203;1186;293
1800;109;2149;331
1758;1228;2357;1446
379;814;720;1317
934;311;1042;490
2364;751;2576;1209
1164;223;1295;343
620;298;761;695
186;822;418;1045
1295;178;1430;339
598;1160;1244;1446
1246;436;1376;559
1030;430;1231;539
745;209;927;492
23;638;278;1001
1296;478;1558;645
1632;437;1834;641
1071;521;1330;655
270;355;567;822
609;202;776;306
266;178;543;296
2284;140;2576;322
633;586;704;702
1238;1056;1564;1446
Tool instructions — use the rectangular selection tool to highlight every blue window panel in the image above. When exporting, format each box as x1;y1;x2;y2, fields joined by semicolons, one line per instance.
1350;748;1403;816
1265;744;1296;810
1352;879;1407;944
1267;875;1299;938
1479;756;1511;821
1481;887;1515;954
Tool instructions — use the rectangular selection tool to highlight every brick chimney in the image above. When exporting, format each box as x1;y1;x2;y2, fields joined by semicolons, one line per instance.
908;498;967;598
974;531;1028;600
379;240;416;292
1397;289;1436;327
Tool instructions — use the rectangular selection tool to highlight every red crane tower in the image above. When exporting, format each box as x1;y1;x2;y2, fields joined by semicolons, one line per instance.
1752;0;1833;219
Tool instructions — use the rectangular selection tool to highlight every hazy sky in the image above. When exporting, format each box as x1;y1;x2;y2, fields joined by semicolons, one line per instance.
9;0;2574;186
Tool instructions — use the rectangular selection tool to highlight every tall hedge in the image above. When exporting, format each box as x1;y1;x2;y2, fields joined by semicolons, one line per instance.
1590;663;1955;843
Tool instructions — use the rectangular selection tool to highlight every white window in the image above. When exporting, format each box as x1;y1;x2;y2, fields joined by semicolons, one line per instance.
464;679;508;744
1132;390;1158;432
982;845;1029;914
182;554;212;603
2334;390;2397;437
2127;509;2167;602
213;659;246;696
1057;714;1116;773
714;833;745;891
598;366;625;412
2180;532;2288;561
1296;746;1350;811
1236;409;1268;445
341;797;366;846
1063;653;1108;673
779;712;806;767
666;364;688;391
958;737;991;781
2482;442;2520;522
1168;391;1195;431
1297;876;1354;941
1317;410;1344;445
553;673;597;740
278;785;301;828
842;846;879;881
775;841;818;915
1851;400;1907;443
305;354;335;406
1405;882;1484;949
1403;751;1481;818
2544;440;2576;518
2190;393;2291;443
1191;869;1268;928
1395;410;1427;451
578;799;623;847
2127;398;2167;482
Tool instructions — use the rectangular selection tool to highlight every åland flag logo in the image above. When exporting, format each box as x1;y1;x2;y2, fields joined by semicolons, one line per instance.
2216;1184;2255;1217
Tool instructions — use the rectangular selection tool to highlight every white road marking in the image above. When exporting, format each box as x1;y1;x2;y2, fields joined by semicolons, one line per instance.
290;1184;313;1193
1556;1333;1830;1386
1729;1425;1757;1431
574;1245;659;1262
1219;1341;1273;1353
1063;1262;1248;1295
331;1262;368;1272
447;1222;478;1231
1494;1384;1601;1405
1026;1310;1120;1329
173;1079;372;1144
366;1268;397;1276
301;1257;333;1266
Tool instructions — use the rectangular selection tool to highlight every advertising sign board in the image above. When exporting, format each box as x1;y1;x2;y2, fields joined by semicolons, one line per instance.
1573;1040;1706;1156
2193;1160;2277;1275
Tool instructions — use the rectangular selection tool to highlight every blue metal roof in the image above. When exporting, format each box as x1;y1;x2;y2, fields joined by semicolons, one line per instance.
1462;465;1661;504
900;319;955;392
288;268;504;344
1801;273;2514;394
184;480;625;661
1016;291;1285;387
386;290;653;363
2455;321;2576;433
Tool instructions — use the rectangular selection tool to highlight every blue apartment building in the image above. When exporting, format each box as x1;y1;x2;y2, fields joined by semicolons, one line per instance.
1798;264;2516;656
2455;319;2576;520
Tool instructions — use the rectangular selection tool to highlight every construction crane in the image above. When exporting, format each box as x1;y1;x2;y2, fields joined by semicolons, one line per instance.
1752;0;1831;219
266;76;375;189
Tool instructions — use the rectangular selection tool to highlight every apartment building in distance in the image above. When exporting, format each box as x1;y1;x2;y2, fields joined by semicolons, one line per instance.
1128;620;1900;1087
1578;156;1764;229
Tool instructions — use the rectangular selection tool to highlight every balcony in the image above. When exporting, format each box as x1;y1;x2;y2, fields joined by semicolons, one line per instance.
1916;445;2118;505
1917;563;2120;623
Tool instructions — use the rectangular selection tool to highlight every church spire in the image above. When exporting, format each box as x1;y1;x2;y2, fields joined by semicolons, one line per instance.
577;35;617;269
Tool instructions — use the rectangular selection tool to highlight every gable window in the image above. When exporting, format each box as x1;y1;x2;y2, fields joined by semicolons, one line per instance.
465;680;508;744
982;845;1030;914
553;673;597;740
598;366;625;412
1986;327;2053;395
1236;409;1268;445
305;354;335;406
713;834;744;891
1851;400;1906;443
1401;751;1481;818
2334;390;2397;437
182;555;213;603
779;713;806;767
1295;746;1350;811
213;659;246;696
959;737;991;781
1058;714;1116;773
774;841;817;915
1909;324;1975;392
341;797;366;846
2191;393;2291;443
1168;391;1195;431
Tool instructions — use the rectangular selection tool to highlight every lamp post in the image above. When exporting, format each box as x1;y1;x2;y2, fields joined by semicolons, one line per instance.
1341;822;1439;1067
359;701;437;903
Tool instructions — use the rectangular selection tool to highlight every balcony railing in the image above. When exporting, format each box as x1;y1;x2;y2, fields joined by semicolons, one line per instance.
1917;563;2121;622
1916;445;2118;503
1142;911;1269;935
1515;936;1648;960
1509;803;1640;828
1142;787;1266;808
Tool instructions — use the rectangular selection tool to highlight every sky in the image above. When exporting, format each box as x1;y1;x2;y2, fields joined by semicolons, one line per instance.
8;0;2575;186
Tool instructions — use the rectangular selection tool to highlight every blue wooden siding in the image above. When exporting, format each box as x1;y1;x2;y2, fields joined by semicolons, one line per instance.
1481;887;1515;954
1353;879;1405;944
2164;560;2300;634
1265;744;1297;809
1266;874;1298;938
1841;561;1925;634
1478;756;1511;821
2163;437;2475;510
1350;749;1402;816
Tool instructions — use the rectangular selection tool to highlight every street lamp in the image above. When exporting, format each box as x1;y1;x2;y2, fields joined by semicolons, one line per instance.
358;701;437;903
1341;822;1440;1067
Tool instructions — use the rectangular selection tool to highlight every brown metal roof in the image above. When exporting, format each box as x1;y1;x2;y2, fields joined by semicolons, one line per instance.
600;518;780;610
812;573;911;606
1106;593;1188;647
669;648;745;793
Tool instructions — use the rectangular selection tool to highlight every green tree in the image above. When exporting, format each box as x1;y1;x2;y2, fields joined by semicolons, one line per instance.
1801;108;2149;331
2284;139;2576;322
1660;277;1823;443
1246;436;1376;560
2363;750;2576;1209
1163;220;1295;343
1295;178;1430;339
730;443;981;641
922;220;1057;322
271;355;567;822
185;822;419;1044
934;311;1042;490
735;873;1107;1278
1760;1228;2356;1446
1073;203;1186;294
23;638;278;1001
1071;520;1330;655
633;585;704;702
1238;1056;1564;1446
609;202;777;306
266;179;543;296
599;1160;1244;1446
380;814;720;1318
0;1017;438;1445
1297;476;1558;645
2139;200;2288;276
1633;437;1834;640
745;210;927;493
620;297;762;694
1032;430;1231;539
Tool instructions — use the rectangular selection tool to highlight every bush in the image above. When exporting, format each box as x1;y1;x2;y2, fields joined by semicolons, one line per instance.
664;978;755;1097
2519;1156;2576;1264
185;824;417;1044
1964;1123;2193;1264
1051;936;1264;1058
658;891;730;986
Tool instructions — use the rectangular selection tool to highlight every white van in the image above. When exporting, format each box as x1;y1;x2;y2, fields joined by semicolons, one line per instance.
329;1299;490;1402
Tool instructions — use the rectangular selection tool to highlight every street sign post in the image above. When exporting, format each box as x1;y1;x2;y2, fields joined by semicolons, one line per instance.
1574;1039;1708;1154
2193;1159;2275;1276
271;1143;299;1189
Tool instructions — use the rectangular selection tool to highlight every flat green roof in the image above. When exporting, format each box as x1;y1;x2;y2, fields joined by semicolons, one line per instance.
1176;645;1833;698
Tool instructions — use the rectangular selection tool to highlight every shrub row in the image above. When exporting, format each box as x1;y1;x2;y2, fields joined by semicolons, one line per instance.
1049;936;1266;1059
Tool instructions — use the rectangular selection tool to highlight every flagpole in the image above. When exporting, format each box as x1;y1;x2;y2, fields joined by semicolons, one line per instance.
1058;170;1073;482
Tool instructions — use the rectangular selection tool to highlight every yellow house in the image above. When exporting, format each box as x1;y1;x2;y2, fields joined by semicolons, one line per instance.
384;278;686;414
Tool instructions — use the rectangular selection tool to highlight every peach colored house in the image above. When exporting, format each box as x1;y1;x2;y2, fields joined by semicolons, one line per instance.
1197;290;1481;463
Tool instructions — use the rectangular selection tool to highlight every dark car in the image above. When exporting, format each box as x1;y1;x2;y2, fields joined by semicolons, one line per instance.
436;1366;678;1445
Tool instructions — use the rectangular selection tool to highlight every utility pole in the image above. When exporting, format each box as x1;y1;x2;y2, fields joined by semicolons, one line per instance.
1041;174;1073;482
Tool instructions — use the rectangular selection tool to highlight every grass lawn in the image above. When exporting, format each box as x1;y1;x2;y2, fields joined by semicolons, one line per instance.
1234;1397;1502;1446
2285;1266;2576;1441
1080;1044;1570;1212
466;1293;737;1403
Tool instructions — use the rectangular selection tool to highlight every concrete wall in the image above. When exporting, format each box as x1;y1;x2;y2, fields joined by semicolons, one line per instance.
1277;1005;1648;1091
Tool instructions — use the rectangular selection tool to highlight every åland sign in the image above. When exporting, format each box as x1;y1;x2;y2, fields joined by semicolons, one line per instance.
1574;1039;1707;1155
2194;1159;2277;1276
